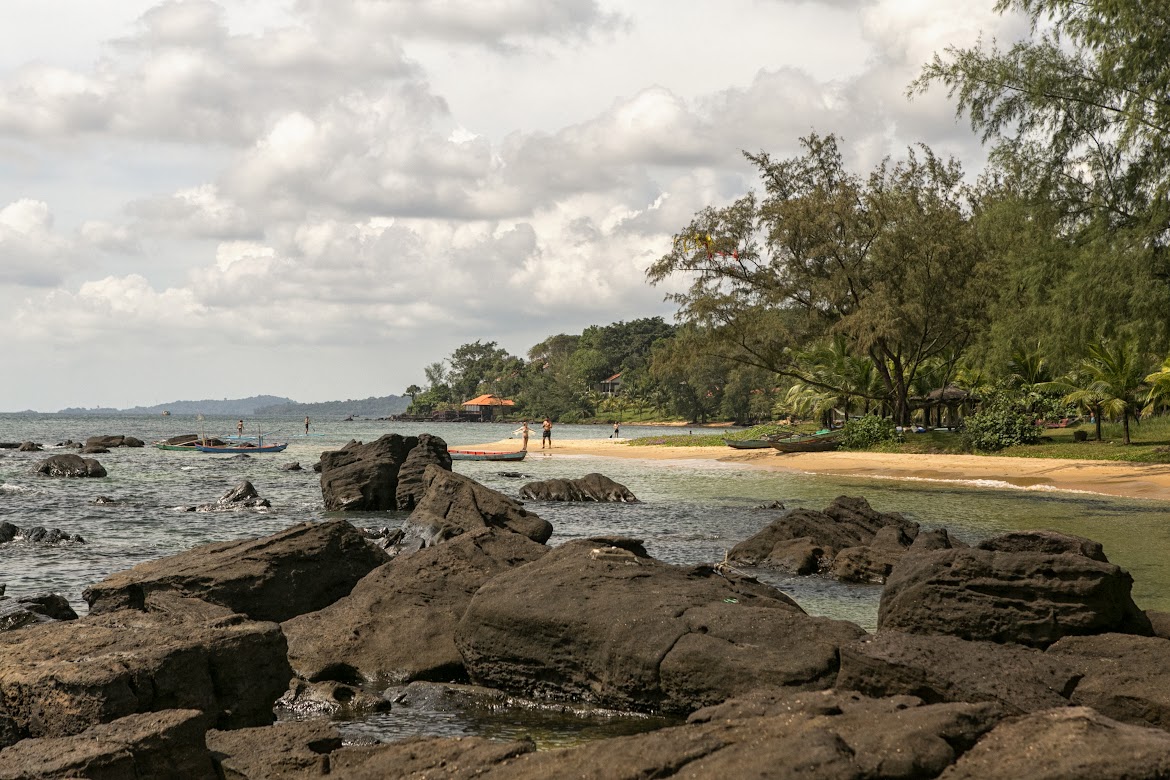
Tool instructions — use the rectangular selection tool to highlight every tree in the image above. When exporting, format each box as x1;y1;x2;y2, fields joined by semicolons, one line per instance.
446;341;523;403
650;330;728;424
649;134;991;423
1046;341;1149;443
404;384;422;403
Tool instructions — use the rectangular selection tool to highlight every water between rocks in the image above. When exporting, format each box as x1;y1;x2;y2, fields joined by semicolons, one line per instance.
2;413;1169;746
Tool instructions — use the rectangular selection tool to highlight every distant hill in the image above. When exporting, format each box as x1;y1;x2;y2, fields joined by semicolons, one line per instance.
60;395;296;416
256;395;409;417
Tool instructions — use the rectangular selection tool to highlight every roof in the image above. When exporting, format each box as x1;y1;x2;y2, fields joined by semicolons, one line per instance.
462;394;516;407
602;372;622;383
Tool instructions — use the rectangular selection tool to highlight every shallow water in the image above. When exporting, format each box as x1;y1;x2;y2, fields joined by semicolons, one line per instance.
2;413;1169;744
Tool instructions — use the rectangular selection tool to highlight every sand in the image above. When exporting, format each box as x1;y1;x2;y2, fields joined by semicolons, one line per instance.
459;437;1170;502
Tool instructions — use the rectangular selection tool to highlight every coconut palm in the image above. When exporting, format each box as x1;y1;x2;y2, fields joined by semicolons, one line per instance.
1144;356;1170;415
1046;341;1149;444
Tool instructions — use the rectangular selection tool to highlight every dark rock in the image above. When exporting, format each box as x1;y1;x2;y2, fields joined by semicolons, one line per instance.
728;495;918;577
16;441;41;452
1047;633;1170;731
879;547;1153;648
284;527;548;685
34;453;106;477
0;523;84;544
831;525;916;583
81;445;110;454
0;594;290;740
395;433;453;511
282;461;303;471
83;518;388;623
753;500;786;510
0;709;215;780
318;433;416;511
93;495;121;504
276;678;391;718
908;527;964;552
16;592;78;621
455;538;866;714
0;601;45;632
976;529;1108;562
837;631;1080;715
518;473;638;502
939;706;1170;779
206;720;343;780
0;523;17;543
212;479;269;509
1148;610;1170;640
497;471;530;479
327;736;535;779
84;435;144;449
406;466;553;545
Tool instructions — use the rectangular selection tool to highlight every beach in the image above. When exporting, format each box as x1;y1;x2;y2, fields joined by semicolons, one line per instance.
463;437;1170;502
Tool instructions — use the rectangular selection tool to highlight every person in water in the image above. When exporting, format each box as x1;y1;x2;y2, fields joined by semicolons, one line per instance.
611;421;620;438
542;417;552;449
237;420;244;437
304;416;310;434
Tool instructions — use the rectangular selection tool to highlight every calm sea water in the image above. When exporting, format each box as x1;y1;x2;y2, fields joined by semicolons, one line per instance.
2;413;1169;744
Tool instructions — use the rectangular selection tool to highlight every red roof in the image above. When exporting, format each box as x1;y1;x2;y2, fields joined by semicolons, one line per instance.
602;372;622;383
462;394;516;407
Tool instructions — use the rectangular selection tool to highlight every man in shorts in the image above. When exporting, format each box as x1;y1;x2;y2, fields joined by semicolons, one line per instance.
542;417;552;449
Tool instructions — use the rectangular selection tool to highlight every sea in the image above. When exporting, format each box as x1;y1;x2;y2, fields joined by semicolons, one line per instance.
3;412;1169;746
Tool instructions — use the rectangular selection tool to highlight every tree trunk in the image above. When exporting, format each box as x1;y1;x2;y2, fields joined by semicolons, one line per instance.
1123;410;1131;445
1094;405;1103;441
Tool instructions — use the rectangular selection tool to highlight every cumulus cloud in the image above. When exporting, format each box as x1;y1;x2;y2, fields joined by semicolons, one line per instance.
0;200;74;286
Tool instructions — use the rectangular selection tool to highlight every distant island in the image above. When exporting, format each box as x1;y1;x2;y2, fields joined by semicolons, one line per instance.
55;394;408;417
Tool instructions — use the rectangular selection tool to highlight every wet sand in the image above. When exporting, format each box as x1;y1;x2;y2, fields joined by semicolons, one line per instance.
460;438;1170;502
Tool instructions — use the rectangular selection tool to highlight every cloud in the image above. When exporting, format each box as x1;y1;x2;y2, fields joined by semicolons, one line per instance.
0;200;74;286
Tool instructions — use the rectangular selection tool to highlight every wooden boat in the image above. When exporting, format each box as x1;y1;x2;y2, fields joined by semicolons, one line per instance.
155;435;229;451
194;441;288;454
767;430;842;453
722;438;778;450
448;449;527;462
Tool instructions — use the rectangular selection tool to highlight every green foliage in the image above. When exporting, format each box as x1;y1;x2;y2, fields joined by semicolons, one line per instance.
960;387;1043;452
839;416;901;450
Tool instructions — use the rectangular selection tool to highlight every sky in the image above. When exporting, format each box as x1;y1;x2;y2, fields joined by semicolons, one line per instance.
0;0;1027;412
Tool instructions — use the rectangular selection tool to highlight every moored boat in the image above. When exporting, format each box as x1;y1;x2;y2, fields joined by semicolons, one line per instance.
448;449;527;462
194;441;288;454
767;430;843;453
155;434;230;451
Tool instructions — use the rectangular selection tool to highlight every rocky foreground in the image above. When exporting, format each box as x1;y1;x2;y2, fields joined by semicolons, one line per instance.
2;433;1170;778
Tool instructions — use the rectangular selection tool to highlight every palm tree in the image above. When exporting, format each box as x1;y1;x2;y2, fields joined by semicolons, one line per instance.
1144;356;1170;415
1046;341;1149;444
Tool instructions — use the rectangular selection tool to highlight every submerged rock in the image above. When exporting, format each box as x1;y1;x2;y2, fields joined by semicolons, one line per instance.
518;473;638;502
33;453;106;478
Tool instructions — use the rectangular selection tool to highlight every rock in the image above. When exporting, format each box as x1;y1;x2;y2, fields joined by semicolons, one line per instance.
192;479;271;510
518;473;638;502
276;678;391;718
1148;610;1170;640
0;594;290;740
938;707;1170;779
0;522;84;544
318;434;416;511
975;529;1108;561
13;592;77;622
83;518;388;623
81;445;110;454
0;523;13;543
328;736;535;779
0;601;46;632
84;435;144;449
830;526;916;583
406;466;553;545
283;527;548;685
16;441;41;452
395;433;453;510
0;710;215;780
753;500;786;510
206;720;343;780
908;527;964;552
34;453;106;478
1047;633;1170;731
728;496;919;577
282;462;303;471
878;546;1153;648
455;538;866;714
836;631;1080;715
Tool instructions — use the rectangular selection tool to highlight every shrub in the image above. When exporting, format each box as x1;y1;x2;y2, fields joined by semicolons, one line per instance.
960;387;1042;452
839;415;900;449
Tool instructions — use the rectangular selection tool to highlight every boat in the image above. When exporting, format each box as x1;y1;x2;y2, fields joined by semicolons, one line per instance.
448;449;527;462
155;435;230;451
723;438;779;450
767;430;843;453
194;440;288;454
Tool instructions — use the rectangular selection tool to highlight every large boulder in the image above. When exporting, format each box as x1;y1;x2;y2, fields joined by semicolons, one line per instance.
83;519;388;623
0;594;290;740
0;592;77;633
938;707;1170;779
836;631;1080;715
0;710;215;780
206;720;342;779
406;466;553;545
283;527;548;685
455;537;866;714
976;529;1108;561
34;453;107;478
395;433;452;510
1047;633;1170;731
518;473;638;502
878;542;1153;648
728;496;920;580
318;434;416;511
84;435;145;449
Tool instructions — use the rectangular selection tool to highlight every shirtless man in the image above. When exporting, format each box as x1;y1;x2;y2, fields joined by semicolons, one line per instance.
542;417;552;449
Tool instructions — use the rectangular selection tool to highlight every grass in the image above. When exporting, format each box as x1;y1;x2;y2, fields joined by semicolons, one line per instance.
629;416;1170;464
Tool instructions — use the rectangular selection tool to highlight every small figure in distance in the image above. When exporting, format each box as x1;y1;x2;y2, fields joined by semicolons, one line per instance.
611;421;620;438
304;416;310;435
542;417;552;449
237;419;244;437
517;420;530;451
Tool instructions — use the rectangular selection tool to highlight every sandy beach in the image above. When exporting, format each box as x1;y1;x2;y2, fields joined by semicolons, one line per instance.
460;437;1170;502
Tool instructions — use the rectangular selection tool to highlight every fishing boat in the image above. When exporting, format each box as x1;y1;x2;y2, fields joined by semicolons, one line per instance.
767;430;842;453
155;434;230;451
195;440;288;454
448;449;527;462
722;438;779;450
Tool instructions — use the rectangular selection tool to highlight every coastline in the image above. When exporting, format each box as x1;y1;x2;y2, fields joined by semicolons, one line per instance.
461;437;1170;502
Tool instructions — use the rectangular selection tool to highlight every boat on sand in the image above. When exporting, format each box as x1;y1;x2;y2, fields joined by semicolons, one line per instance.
767;430;843;453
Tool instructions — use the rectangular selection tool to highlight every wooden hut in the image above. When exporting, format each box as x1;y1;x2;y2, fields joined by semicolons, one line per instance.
461;394;516;422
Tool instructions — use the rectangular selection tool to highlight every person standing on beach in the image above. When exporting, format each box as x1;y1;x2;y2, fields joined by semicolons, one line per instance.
304;416;310;434
237;419;244;437
519;421;531;451
542;417;552;449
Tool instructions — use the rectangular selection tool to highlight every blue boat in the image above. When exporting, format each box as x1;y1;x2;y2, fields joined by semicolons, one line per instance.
194;441;288;454
449;449;527;462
